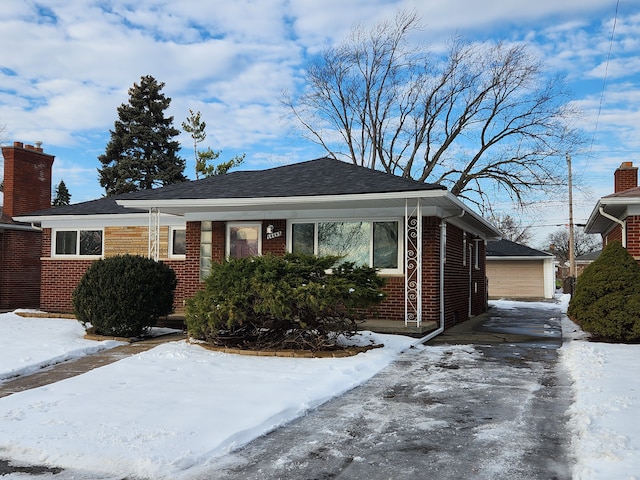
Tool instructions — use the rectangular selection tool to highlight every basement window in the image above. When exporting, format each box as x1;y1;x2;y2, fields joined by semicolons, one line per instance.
54;229;103;257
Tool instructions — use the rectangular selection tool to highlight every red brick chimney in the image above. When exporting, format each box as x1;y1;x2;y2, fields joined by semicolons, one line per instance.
614;161;638;193
1;141;55;217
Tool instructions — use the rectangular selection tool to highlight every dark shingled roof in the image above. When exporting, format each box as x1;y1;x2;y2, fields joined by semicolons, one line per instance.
21;193;145;217
20;157;446;217
487;239;553;257
118;157;445;201
604;186;640;198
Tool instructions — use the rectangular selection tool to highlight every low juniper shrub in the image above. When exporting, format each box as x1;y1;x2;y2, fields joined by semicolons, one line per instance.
185;253;386;350
73;254;177;337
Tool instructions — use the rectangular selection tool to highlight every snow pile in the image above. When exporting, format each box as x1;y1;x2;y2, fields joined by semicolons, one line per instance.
0;311;122;382
560;316;640;479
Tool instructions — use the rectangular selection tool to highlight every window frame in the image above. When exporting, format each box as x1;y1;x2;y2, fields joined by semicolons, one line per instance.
287;218;403;275
169;227;186;259
226;222;263;259
52;228;104;258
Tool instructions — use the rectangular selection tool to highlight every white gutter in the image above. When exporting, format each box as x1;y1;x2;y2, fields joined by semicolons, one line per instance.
412;218;449;346
0;222;42;232
599;206;627;247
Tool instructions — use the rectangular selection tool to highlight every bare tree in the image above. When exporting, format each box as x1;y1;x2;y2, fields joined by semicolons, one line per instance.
284;10;582;212
544;228;602;266
488;213;532;245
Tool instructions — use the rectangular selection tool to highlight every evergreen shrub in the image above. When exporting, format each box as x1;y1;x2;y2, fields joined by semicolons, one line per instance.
567;241;640;342
73;254;177;337
186;253;386;350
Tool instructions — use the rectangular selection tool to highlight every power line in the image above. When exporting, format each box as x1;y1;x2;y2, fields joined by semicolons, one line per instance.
586;0;619;160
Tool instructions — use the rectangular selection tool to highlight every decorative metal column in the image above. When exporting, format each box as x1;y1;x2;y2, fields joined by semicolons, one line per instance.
405;198;422;327
148;207;160;261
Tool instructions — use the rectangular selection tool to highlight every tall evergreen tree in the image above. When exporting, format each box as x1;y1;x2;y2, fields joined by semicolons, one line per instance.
98;75;186;196
52;179;71;206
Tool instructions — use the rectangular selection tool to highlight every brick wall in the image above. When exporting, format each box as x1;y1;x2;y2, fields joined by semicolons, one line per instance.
262;220;286;256
422;217;442;325
625;216;640;259
443;224;469;328
36;217;490;326
471;239;488;315
0;229;42;309
1;142;54;309
39;226;191;313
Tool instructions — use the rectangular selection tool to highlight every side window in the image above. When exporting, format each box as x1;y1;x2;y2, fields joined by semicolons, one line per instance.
54;230;103;256
373;221;398;269
291;223;315;255
170;228;186;257
227;223;262;258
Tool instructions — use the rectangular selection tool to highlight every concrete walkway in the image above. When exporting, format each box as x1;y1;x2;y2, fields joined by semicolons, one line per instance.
0;332;186;399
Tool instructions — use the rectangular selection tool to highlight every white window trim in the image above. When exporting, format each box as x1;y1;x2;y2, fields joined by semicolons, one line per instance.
52;228;104;259
287;218;403;275
463;232;467;266
226;222;263;258
169;226;186;259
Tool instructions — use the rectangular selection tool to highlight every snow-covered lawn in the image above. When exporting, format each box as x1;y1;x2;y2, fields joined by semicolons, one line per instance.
0;311;122;382
0;300;639;479
0;311;415;479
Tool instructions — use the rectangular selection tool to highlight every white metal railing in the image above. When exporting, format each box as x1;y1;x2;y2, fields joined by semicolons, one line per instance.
148;207;160;261
405;198;422;327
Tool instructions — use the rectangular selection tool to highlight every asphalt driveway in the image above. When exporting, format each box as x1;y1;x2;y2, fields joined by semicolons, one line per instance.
204;301;572;480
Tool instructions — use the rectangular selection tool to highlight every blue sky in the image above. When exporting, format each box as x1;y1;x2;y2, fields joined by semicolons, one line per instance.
1;0;638;247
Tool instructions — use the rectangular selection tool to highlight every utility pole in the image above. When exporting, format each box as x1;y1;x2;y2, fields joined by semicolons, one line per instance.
567;154;577;284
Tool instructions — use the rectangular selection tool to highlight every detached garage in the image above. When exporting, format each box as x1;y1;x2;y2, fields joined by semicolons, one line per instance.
486;239;556;300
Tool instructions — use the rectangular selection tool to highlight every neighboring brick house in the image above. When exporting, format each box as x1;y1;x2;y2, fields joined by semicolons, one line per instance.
0;142;54;310
16;158;501;335
486;239;556;300
585;162;640;257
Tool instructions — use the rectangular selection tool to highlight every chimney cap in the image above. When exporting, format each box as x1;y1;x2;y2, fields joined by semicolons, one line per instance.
619;161;636;169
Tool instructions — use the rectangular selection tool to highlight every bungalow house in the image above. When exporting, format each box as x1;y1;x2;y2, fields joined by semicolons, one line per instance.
486;239;556;300
14;155;501;336
585;162;640;256
0;142;54;310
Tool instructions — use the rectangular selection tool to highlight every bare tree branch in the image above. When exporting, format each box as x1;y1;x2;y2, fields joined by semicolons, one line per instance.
284;11;583;211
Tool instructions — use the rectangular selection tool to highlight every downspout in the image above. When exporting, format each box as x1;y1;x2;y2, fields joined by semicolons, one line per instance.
412;218;449;346
599;206;627;248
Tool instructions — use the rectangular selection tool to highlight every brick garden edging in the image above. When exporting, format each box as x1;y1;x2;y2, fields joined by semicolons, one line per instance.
188;339;384;358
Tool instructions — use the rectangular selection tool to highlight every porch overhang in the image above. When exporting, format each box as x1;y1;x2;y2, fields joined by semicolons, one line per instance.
116;190;501;240
585;197;640;235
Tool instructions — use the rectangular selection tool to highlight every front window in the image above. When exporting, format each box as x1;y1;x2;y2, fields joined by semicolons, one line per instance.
227;223;262;258
54;230;102;256
290;220;401;273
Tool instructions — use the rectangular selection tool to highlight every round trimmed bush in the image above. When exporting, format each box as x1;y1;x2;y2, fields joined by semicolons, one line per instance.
568;241;640;342
73;254;177;337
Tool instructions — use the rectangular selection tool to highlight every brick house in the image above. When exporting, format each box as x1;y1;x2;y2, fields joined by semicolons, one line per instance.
16;157;501;336
0;142;54;310
585;162;640;256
